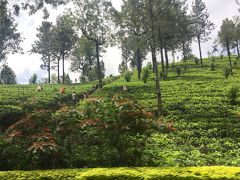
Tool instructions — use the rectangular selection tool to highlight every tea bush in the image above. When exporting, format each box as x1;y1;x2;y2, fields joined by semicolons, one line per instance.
124;71;133;82
1;167;240;179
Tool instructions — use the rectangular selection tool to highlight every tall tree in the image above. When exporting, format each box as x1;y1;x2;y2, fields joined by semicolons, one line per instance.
233;16;240;57
146;0;163;117
218;18;235;74
70;36;100;81
116;0;148;79
0;0;22;62
0;64;16;84
31;21;53;84
73;0;113;88
10;0;68;15
192;0;214;67
51;14;77;84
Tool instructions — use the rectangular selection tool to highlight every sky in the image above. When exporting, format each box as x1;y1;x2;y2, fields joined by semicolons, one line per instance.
5;0;239;84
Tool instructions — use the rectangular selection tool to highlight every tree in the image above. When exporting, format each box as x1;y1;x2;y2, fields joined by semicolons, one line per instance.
0;0;22;62
116;0;148;79
29;73;37;84
51;73;58;84
51;14;77;84
11;0;68;15
218;18;235;74
0;64;16;84
146;0;163;117
192;0;214;67
31;21;53;84
73;0;114;87
70;36;96;80
233;16;240;57
118;60;128;74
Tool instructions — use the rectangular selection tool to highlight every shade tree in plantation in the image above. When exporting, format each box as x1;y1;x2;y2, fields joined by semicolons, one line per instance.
192;0;214;68
153;0;183;73
0;64;17;84
218;18;235;74
175;5;194;69
31;21;53;84
70;36;105;82
29;73;38;84
233;16;240;57
73;0;114;88
10;0;68;15
116;0;148;79
0;0;22;63
146;0;163;117
50;14;77;84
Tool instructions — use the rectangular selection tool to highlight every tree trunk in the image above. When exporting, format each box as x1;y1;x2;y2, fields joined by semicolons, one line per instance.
96;42;103;88
164;46;169;71
158;28;165;73
236;41;240;57
148;0;163;117
197;35;203;68
182;41;187;70
48;54;51;84
57;58;60;84
150;45;155;73
226;40;233;75
172;50;175;68
62;53;65;84
136;47;141;79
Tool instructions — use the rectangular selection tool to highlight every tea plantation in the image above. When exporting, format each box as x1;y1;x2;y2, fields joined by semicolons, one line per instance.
95;57;240;167
1;57;240;179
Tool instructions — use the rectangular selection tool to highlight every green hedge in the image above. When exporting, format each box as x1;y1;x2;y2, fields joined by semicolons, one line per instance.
1;167;240;179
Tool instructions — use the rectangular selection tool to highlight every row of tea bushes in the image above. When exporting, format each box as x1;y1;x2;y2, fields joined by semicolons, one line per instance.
1;167;240;179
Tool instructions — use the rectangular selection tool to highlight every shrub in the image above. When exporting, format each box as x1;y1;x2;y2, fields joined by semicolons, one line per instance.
124;71;132;82
176;67;181;77
1;167;240;179
220;54;224;60
234;60;238;67
160;71;168;80
146;62;152;70
227;86;239;105
224;67;231;79
142;68;150;84
0;105;24;127
194;57;200;65
209;62;215;71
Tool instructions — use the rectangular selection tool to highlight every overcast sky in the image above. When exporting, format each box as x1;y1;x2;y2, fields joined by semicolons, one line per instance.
6;0;239;84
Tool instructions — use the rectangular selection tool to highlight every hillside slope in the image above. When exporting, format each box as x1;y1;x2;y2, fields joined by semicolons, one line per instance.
94;57;240;166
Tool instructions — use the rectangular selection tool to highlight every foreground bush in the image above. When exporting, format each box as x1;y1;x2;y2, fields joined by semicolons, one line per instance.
0;96;156;170
1;167;240;179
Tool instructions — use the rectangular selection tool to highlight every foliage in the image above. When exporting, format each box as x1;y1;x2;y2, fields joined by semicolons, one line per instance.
192;0;214;67
29;73;37;84
160;71;168;80
224;66;231;79
0;65;17;84
227;85;239;105
124;71;133;82
176;66;182;77
209;62;216;71
0;0;22;62
51;14;77;84
142;68;150;84
194;57;200;65
2;167;240;179
31;21;53;84
73;0;114;87
0;105;24;127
